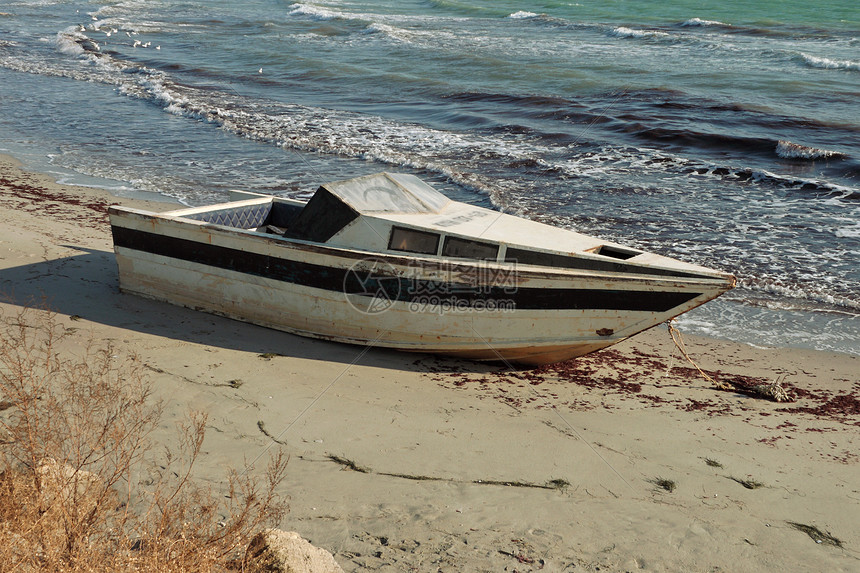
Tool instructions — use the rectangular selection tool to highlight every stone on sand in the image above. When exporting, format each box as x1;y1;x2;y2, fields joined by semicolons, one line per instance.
245;529;343;573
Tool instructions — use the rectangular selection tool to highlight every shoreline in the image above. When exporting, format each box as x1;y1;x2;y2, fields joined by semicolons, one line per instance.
2;150;855;358
2;153;858;571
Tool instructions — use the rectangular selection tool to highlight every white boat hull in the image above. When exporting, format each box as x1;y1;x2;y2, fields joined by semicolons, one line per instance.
110;206;733;365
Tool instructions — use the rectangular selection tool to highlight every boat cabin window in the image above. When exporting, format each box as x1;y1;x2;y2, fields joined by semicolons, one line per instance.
388;227;440;255
505;248;569;267
442;236;499;260
506;246;639;268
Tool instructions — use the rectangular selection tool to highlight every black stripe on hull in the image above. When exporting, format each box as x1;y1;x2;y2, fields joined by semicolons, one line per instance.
111;226;703;312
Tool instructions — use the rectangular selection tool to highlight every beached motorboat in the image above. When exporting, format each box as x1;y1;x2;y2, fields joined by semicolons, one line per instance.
109;172;735;365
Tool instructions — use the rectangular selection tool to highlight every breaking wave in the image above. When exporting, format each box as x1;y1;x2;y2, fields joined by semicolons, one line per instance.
287;3;344;21
508;11;540;20
609;26;670;39
835;223;860;239
56;28;87;55
776;140;846;160
738;277;860;313
680;18;729;28
800;52;860;71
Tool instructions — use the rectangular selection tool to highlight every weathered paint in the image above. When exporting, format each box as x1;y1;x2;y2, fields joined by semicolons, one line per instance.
109;193;734;365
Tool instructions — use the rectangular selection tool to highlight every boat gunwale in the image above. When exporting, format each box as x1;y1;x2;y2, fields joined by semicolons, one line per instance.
108;204;735;288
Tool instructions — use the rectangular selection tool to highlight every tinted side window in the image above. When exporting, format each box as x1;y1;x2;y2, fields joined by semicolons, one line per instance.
505;247;564;267
442;236;499;260
388;227;440;255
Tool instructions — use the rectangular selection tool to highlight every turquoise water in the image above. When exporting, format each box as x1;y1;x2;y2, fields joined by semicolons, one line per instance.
1;0;858;354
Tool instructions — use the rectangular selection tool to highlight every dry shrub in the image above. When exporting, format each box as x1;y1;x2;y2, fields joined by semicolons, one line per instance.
0;308;288;571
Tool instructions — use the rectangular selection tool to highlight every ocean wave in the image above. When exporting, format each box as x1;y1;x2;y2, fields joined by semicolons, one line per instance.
776;140;846;160
56;28;86;55
444;91;570;108
674;161;858;200
680;18;728;28
72;57;544;201
737;168;857;197
288;3;345;22
618;120;776;156
550;150;856;201
800;52;860;71
286;2;462;32
738;277;860;313
360;21;465;49
363;22;409;42
50;41;851;206
609;26;670;39
11;37;543;200
674;298;860;356
835;223;860;238
508;11;540;20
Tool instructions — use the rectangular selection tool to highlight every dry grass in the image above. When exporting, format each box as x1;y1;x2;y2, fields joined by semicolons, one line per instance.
0;308;289;572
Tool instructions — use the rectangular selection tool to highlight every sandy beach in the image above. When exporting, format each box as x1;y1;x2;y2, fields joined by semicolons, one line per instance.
1;153;858;572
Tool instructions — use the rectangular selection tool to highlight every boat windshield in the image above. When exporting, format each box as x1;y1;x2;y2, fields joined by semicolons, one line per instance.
288;172;452;243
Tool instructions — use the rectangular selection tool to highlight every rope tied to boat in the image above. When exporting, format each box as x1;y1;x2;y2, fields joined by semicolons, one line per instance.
666;320;791;402
666;320;734;391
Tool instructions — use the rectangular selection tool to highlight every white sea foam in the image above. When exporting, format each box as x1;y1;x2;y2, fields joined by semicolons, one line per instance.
364;22;394;34
609;26;669;39
55;29;86;55
776;140;845;160
675;301;860;356
72;51;543;202
835;223;860;239
288;3;345;21
509;11;539;19
363;22;414;43
10;36;856;212
800;52;860;71
681;18;727;27
738;275;860;312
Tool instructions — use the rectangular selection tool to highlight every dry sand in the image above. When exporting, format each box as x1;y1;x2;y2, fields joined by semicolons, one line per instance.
1;153;858;572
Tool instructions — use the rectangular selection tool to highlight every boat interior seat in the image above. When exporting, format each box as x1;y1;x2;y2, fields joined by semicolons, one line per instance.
260;201;303;236
184;202;273;229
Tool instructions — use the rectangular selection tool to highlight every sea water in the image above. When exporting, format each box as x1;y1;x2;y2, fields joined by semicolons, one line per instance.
1;0;857;355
